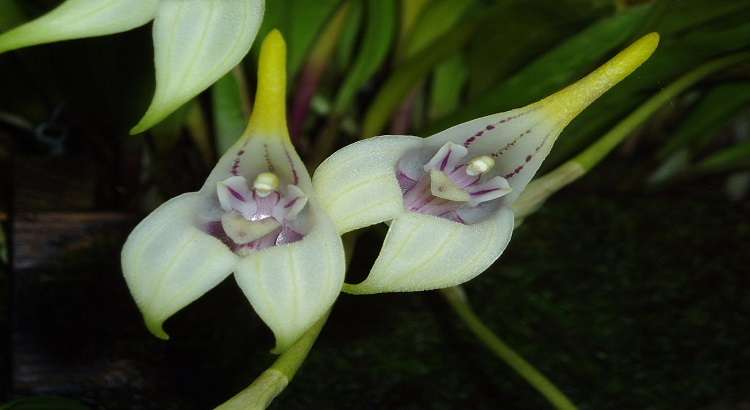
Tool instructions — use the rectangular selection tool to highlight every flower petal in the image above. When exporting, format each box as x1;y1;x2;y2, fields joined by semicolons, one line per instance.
425;33;660;202
121;193;239;339
234;204;344;353
0;0;158;54
345;206;514;294
313;135;424;233
131;0;264;134
202;30;309;194
214;30;345;353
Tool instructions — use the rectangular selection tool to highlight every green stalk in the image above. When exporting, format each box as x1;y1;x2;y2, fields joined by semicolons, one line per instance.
574;51;750;171
214;311;330;410
215;229;363;409
441;287;577;410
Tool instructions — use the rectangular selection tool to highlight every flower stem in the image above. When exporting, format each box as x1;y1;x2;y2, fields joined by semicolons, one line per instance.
214;311;330;410
441;287;577;410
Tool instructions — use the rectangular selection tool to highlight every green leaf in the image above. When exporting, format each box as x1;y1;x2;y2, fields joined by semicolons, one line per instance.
429;54;468;120
148;99;194;154
131;0;264;134
332;0;396;114
649;0;750;36
402;0;474;59
658;83;750;159
694;141;750;175
362;1;521;137
465;0;596;98
287;0;342;78
335;0;363;71
0;0;26;31
212;67;251;155
547;15;750;166
423;4;651;135
0;0;158;54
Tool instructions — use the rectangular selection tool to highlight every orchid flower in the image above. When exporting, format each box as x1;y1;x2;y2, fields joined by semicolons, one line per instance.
313;33;659;294
121;30;344;353
0;0;264;134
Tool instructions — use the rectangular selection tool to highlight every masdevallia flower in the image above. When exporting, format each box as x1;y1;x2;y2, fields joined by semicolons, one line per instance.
313;33;659;294
0;0;264;134
121;30;344;353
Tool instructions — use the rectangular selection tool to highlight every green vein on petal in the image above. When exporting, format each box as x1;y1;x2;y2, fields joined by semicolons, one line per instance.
130;0;264;134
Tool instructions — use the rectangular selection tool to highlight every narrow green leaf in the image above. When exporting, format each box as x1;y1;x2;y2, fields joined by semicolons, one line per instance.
694;141;750;175
402;0;474;59
287;0;342;78
395;0;430;59
658;83;750;159
465;1;594;97
335;0;363;71
212;67;251;155
651;0;750;36
148;100;194;154
547;16;750;166
186;101;213;164
0;0;25;31
361;6;492;137
131;0;264;134
332;0;396;114
0;0;158;54
429;54;468;120
424;4;651;135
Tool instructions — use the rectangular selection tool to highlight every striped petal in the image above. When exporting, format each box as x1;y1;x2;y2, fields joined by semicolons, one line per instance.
121;193;239;339
427;33;660;202
131;0;264;134
234;204;344;353
345;207;514;294
313;135;423;233
0;0;158;54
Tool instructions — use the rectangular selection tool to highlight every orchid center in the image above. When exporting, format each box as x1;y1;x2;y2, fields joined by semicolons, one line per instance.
210;172;308;255
398;143;511;224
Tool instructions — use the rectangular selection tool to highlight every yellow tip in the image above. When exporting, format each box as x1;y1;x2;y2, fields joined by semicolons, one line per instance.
539;32;660;125
246;29;289;139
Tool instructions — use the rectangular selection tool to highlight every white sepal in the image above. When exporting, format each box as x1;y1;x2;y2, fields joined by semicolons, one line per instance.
121;193;239;339
0;0;158;54
345;207;514;294
234;204;344;353
313;135;423;233
132;0;264;134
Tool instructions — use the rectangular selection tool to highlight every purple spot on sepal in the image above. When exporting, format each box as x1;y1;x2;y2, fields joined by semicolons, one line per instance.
228;187;245;201
470;188;501;196
439;149;452;171
284;197;298;209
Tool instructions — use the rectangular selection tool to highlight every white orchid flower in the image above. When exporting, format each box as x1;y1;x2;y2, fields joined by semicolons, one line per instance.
121;30;344;353
313;33;660;294
0;0;264;134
